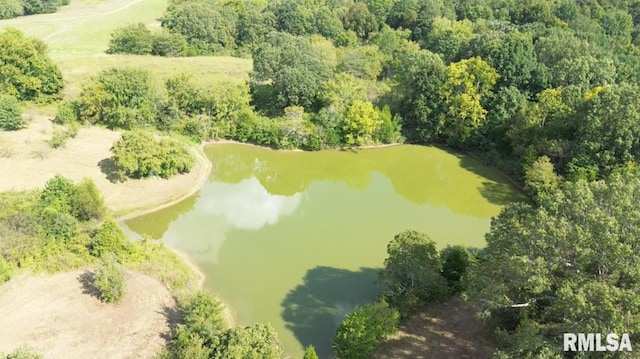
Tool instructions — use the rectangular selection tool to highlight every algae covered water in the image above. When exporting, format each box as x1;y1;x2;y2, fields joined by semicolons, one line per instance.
124;143;526;358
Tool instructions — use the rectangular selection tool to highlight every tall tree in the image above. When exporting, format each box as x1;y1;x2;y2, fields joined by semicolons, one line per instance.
251;31;333;110
377;230;449;315
0;28;63;100
466;172;640;357
440;57;499;146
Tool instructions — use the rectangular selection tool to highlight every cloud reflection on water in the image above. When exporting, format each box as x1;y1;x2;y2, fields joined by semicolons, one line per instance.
162;177;302;262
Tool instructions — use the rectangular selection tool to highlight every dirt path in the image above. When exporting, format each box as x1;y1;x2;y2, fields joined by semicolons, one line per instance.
0;115;211;216
373;297;495;359
0;270;178;359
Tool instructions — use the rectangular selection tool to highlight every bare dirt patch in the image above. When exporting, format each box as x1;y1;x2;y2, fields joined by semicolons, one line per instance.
0;115;211;216
0;270;179;359
373;297;495;359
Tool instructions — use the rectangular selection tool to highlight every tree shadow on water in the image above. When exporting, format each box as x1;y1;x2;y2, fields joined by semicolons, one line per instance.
281;266;382;359
457;155;528;206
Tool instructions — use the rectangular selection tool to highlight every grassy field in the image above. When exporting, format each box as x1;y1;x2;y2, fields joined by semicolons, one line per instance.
0;0;252;98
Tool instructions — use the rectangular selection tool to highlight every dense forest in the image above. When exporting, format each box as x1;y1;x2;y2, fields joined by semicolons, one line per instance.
2;0;640;357
100;0;640;186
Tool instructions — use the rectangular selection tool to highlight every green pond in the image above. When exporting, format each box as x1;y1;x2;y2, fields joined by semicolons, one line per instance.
124;143;526;358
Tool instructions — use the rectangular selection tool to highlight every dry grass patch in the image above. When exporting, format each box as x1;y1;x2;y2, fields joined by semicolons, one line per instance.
0;270;179;359
0;114;211;215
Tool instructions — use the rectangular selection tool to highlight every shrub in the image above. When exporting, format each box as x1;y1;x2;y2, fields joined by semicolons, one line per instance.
70;178;106;222
54;100;79;124
333;301;399;359
48;124;78;149
110;130;195;179
0;95;24;130
0;256;14;283
94;253;126;303
107;23;153;55
180;291;228;348
39;175;76;214
151;30;188;56
165;329;212;359
215;324;282;359
303;345;319;359
3;345;43;359
89;220;127;257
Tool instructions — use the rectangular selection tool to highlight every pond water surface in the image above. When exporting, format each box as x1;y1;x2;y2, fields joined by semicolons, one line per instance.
124;143;527;358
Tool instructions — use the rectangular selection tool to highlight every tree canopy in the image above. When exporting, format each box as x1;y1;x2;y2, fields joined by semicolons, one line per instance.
467;171;640;357
0;28;63;101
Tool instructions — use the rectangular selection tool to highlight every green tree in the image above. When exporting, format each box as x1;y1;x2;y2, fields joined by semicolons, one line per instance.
214;324;282;359
343;2;378;39
0;256;14;283
89;220;128;257
337;45;384;81
0;95;23;130
466;172;640;357
391;45;447;143
440;57;499;146
70;178;106;222
419;17;475;62
161;2;236;55
110;130;194;179
180;291;228;348
523;155;560;198
0;28;63;100
251;31;333;109
151;30;188;56
342;100;382;146
39;174;76;214
302;345;319;359
0;0;23;19
573;84;640;178
270;0;314;36
377;230;449;315
106;23;153;55
94;253;126;303
440;245;471;293
77;68;157;129
473;30;540;92
332;301;399;359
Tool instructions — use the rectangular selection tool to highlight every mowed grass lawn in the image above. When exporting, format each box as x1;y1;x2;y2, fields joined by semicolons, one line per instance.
0;0;252;98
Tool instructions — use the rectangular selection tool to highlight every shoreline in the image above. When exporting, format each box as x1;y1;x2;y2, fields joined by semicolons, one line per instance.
115;145;212;222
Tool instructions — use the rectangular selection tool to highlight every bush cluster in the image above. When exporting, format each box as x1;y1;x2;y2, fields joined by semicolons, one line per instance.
110;130;195;180
162;292;282;359
0;0;68;19
107;23;188;56
332;301;399;359
0;95;24;130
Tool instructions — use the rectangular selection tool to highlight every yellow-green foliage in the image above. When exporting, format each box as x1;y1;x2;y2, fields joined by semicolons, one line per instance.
110;130;195;179
94;253;126;303
0;28;63;101
342;100;382;146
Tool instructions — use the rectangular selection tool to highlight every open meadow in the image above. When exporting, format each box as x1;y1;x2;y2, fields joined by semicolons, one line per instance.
0;0;251;98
